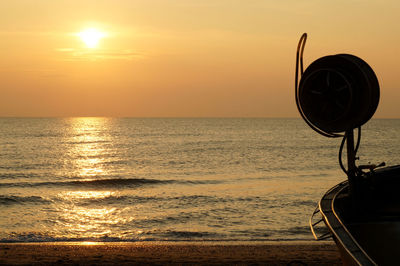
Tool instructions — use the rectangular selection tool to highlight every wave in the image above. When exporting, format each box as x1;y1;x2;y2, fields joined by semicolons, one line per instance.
158;230;220;239
0;178;173;188
0;233;130;243
0;231;224;243
76;194;222;207
0;195;51;205
0;172;42;179
0;177;223;189
63;140;110;145
291;200;317;207
0;228;313;243
281;226;315;238
0;194;222;207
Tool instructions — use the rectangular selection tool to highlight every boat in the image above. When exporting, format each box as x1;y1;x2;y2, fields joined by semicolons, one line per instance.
295;33;400;265
312;165;400;265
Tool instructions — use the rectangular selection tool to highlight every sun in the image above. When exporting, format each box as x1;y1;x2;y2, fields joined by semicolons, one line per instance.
78;28;106;48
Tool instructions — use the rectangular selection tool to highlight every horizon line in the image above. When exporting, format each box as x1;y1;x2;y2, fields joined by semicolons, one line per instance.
0;116;399;119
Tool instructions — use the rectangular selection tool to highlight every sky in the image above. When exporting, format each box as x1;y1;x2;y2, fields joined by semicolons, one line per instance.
1;0;400;118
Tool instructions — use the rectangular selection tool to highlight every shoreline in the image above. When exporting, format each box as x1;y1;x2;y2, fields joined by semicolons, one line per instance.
0;240;342;265
0;239;329;244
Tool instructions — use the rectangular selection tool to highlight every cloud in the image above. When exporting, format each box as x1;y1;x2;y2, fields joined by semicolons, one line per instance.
55;48;75;52
0;30;60;36
56;48;144;61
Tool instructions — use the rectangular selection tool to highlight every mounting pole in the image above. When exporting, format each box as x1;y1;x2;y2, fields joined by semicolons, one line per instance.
346;130;357;203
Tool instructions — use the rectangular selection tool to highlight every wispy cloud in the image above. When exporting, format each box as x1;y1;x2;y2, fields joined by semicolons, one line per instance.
0;67;63;76
56;48;144;61
0;30;59;36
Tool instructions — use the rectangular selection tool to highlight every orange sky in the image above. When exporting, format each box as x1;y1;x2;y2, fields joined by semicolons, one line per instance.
1;1;400;117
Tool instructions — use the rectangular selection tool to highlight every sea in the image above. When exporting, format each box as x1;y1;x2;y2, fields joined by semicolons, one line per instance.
0;118;399;243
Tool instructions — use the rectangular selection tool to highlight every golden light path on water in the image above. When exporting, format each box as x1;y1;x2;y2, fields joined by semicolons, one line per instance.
56;118;130;240
67;117;107;177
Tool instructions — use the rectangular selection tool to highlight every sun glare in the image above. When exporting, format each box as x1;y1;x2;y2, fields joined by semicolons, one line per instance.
78;28;106;48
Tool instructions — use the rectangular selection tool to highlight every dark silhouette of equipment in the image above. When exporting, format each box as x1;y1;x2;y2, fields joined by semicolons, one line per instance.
299;54;379;134
295;33;379;137
302;33;400;265
294;33;381;199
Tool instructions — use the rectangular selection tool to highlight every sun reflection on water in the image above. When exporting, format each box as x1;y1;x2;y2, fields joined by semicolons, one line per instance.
56;190;132;239
63;117;113;179
60;190;114;200
57;118;126;239
79;241;103;245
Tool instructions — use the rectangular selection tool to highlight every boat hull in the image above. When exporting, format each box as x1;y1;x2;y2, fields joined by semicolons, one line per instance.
317;165;400;265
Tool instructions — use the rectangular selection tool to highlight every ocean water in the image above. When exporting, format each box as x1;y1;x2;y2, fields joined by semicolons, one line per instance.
0;118;399;243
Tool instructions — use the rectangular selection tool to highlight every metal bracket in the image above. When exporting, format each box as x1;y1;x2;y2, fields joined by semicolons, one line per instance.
309;204;332;240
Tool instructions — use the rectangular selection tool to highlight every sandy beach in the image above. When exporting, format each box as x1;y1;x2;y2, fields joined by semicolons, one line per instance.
0;241;341;265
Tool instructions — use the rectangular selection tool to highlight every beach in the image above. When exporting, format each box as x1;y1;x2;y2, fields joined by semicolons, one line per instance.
0;241;341;265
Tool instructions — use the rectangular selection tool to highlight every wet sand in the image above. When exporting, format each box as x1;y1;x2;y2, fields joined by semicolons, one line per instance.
0;241;341;265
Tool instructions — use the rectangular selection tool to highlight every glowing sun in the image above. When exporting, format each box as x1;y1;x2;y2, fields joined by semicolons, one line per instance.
78;28;106;48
